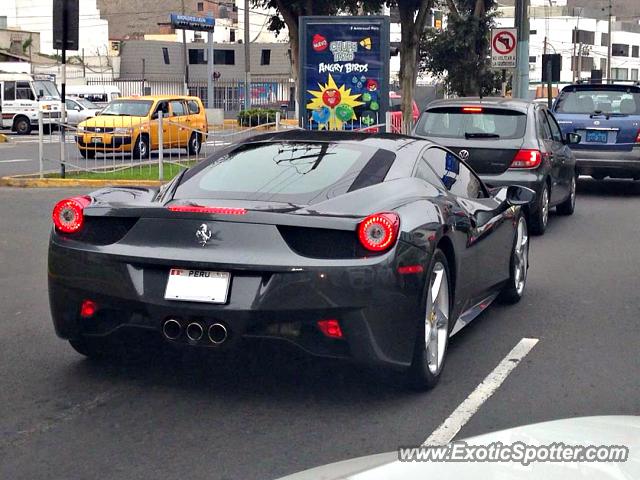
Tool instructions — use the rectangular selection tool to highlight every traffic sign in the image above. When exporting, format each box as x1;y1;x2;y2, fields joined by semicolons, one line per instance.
491;28;517;69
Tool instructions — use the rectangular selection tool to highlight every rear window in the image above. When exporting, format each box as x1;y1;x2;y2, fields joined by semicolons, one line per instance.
389;97;402;112
555;89;640;115
415;107;527;140
175;142;395;205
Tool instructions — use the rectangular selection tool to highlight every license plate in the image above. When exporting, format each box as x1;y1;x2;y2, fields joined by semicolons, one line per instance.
585;130;608;143
164;269;230;303
92;137;102;144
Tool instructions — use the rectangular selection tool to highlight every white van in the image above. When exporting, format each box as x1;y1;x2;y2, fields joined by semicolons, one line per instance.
66;85;121;107
0;73;62;135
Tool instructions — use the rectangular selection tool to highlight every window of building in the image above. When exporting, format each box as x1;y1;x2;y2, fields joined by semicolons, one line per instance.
631;69;639;81
633;46;639;58
0;16;7;29
572;29;594;45
188;49;206;64
214;49;235;65
260;49;271;66
230;30;235;42
571;56;594;72
528;55;536;63
162;47;170;64
611;68;628;80
612;44;629;57
600;58;607;71
600;32;609;47
197;2;204;11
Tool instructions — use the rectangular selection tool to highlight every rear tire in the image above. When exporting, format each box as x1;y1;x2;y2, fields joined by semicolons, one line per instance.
498;216;529;304
529;183;549;235
79;149;96;159
408;249;452;390
556;173;576;215
187;132;202;155
132;135;150;159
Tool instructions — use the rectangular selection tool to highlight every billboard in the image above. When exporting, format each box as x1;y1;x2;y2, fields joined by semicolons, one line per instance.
170;14;215;32
299;16;390;130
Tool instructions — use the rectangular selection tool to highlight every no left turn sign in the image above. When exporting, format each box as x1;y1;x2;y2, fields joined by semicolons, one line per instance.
491;28;518;68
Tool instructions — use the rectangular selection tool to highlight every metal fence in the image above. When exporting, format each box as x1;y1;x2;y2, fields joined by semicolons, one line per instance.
37;111;297;180
86;77;296;112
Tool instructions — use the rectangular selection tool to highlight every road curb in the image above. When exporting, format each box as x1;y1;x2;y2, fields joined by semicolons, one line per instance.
0;176;164;188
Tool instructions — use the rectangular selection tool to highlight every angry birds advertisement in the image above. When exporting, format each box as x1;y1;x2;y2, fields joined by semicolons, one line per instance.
299;18;390;131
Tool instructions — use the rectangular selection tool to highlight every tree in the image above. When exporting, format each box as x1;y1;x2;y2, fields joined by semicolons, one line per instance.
394;0;435;132
420;0;500;97
251;0;383;86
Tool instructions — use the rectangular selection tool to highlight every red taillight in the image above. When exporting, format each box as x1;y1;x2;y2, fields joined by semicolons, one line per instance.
357;212;400;252
397;264;424;275
462;106;483;113
510;149;542;169
317;319;343;339
635;129;640;143
167;205;247;215
80;299;98;318
52;196;91;233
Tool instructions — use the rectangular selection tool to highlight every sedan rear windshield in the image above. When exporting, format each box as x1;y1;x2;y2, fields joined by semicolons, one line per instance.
555;89;640;115
175;142;395;205
415;107;527;139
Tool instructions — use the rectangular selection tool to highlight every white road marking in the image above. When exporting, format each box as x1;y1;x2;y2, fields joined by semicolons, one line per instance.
423;337;539;446
0;159;33;163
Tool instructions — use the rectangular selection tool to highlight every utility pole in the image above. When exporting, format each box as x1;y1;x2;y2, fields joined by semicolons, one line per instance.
181;0;189;94
514;0;530;98
60;1;68;179
606;0;612;81
207;23;214;108
572;27;577;82
577;41;583;81
243;0;251;110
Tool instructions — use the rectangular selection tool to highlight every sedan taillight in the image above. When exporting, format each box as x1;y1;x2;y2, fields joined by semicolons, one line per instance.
635;129;640;144
357;212;400;252
52;196;91;233
510;149;542;169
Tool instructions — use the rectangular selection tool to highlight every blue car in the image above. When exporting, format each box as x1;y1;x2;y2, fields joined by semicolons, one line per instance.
552;82;640;179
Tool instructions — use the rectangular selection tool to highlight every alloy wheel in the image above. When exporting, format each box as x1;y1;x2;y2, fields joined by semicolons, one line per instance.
541;186;549;228
514;217;529;295
425;262;449;375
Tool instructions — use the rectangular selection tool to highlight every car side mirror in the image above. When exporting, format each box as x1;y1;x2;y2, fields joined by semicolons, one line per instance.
566;132;581;145
492;185;536;206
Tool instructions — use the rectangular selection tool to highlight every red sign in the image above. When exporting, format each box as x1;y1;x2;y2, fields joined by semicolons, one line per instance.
492;31;516;55
312;34;328;52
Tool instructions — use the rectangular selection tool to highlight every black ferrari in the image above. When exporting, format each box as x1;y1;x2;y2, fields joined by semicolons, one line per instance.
48;131;534;388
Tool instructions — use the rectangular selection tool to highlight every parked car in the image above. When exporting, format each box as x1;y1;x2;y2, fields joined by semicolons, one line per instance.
388;91;419;132
49;131;534;389
413;98;579;235
65;96;101;126
75;95;207;159
551;82;640;180
66;85;121;107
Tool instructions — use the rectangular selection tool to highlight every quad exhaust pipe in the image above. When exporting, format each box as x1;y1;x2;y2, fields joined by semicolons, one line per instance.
186;322;204;341
162;319;228;345
208;323;228;344
162;319;182;340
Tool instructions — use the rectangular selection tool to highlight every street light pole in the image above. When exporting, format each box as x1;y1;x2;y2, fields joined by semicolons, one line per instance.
181;0;190;94
514;0;530;98
606;0;612;81
243;0;251;110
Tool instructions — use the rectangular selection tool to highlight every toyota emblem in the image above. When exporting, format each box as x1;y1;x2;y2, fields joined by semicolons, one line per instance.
458;149;470;160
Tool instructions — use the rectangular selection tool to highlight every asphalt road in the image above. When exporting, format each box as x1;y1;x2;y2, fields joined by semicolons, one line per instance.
1;180;639;480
